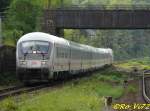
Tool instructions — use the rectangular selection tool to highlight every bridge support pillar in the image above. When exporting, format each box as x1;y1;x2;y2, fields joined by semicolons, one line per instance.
41;25;64;37
41;16;64;37
56;29;64;37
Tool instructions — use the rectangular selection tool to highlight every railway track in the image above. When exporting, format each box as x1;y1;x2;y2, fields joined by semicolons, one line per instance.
0;83;51;100
142;70;150;103
0;71;100;101
0;78;76;101
0;85;24;94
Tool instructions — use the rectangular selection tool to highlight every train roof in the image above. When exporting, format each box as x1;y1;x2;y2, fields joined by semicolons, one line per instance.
97;48;113;53
17;32;112;54
17;32;69;45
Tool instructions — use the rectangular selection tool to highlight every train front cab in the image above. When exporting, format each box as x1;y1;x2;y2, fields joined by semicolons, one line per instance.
16;40;53;83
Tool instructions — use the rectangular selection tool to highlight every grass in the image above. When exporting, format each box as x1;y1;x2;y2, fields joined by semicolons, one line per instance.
0;97;18;111
116;57;150;70
127;85;138;93
0;68;126;111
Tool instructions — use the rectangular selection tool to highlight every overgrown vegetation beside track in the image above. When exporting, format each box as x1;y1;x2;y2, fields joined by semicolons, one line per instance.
116;57;150;70
0;67;127;111
0;72;20;89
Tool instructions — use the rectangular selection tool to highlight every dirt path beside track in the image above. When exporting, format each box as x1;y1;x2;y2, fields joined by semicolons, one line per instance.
103;79;145;111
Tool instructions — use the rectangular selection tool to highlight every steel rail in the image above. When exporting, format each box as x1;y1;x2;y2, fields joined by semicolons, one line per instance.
0;84;50;100
0;85;24;94
142;70;150;103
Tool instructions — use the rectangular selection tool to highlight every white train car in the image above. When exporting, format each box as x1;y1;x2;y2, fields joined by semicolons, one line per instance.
16;32;113;83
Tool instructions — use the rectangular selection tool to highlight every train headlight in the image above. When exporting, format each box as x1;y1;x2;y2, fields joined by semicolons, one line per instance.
41;61;47;65
20;61;26;65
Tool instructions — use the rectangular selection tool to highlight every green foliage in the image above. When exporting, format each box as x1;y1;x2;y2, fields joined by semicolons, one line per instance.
97;75;121;83
3;29;23;46
5;0;41;32
64;29;89;44
3;0;42;46
109;0;132;5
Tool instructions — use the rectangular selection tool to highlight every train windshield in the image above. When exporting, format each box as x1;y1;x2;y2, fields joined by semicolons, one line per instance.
21;41;50;54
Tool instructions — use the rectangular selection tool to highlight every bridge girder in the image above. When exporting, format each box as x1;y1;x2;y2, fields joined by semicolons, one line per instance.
42;9;150;36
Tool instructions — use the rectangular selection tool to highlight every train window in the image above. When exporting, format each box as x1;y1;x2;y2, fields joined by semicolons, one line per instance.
61;48;66;59
65;48;68;58
64;48;66;58
61;52;63;58
56;47;59;58
57;47;64;58
61;49;64;58
65;52;67;58
36;41;49;54
21;41;50;54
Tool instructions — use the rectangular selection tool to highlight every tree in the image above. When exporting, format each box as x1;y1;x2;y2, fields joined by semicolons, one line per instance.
0;0;11;12
3;0;42;45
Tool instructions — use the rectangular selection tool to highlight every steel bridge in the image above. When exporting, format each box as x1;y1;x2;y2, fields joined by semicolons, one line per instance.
42;5;150;36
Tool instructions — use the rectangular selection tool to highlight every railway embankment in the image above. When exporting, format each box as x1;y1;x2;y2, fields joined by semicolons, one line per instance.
0;66;128;111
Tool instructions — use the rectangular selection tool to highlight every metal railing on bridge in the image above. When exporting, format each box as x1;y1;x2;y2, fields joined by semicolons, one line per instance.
47;5;150;10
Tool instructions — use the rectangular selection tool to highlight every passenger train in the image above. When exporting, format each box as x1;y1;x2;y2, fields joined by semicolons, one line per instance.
16;32;113;84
